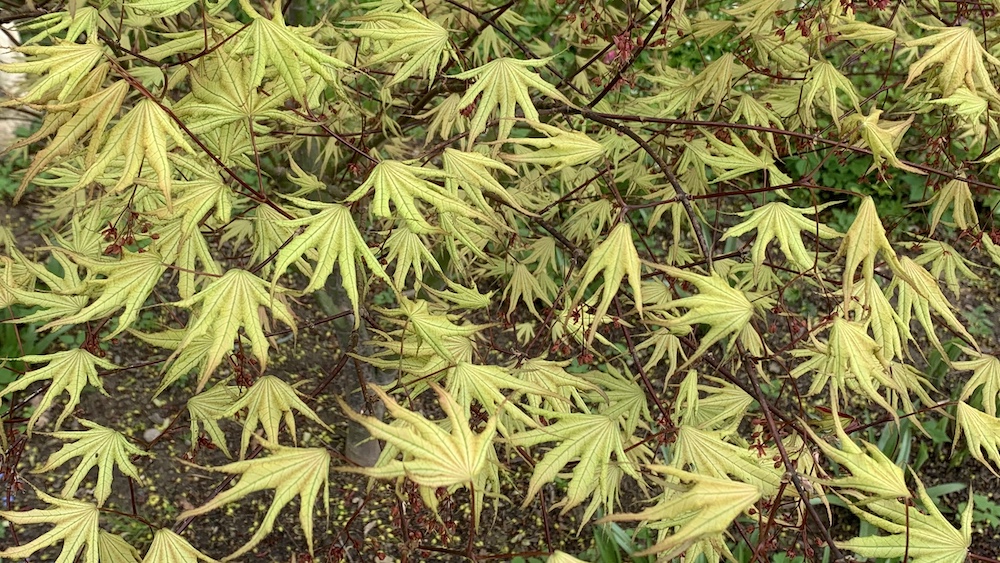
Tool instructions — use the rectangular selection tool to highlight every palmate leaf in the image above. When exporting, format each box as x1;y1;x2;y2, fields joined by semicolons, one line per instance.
172;269;296;382
846;109;921;174
345;159;484;233
187;384;239;458
905;25;1000;98
223;375;332;459
801;60;861;127
131;327;219;395
339;384;499;527
671;425;781;496
573;222;643;345
927;177;978;232
955;401;1000;474
142;529;219;563
12;80;128;200
837;196;899;303
889;257;975;353
502;121;605;171
384;225;442;289
452;56;569;144
351;6;454;87
442;148;535;216
0;349;117;434
0;43;106;104
802;416;909;500
271;196;390;319
97;530;140;563
178;443;330;561
600;466;761;560
656;266;754;361
34;419;149;505
179;53;283;135
721;201;839;275
77;98;196;205
912;239;980;298
791;317;898;416
21;7;101;45
388;297;488;361
232;0;348;101
956;347;1000;415
841;477;972;563
697;132;792;186
41;250;167;339
0;489;100;563
509;409;641;519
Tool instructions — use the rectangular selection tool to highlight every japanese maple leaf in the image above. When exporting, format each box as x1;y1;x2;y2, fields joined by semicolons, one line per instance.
600;466;761;559
573;222;643;345
656;266;754;361
34;419;149;505
141;529;219;563
97;530;140;563
0;349;117;433
721;201;839;276
77;98;196;205
841;477;971;563
452;57;569;145
41;250;167;339
845;109;922;174
905;25;1000;98
0;42;106;104
510;410;641;521
802;417;909;500
12;80;128;200
837;196;899;303
0;489;101;562
345;159;484;233
339;384;499;527
502;122;605;171
223;375;332;459
351;6;454;87
178;444;330;561
172;269;296;381
230;0;348;101
270;196;390;320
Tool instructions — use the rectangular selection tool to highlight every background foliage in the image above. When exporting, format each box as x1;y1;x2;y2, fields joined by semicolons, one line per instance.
2;0;1000;561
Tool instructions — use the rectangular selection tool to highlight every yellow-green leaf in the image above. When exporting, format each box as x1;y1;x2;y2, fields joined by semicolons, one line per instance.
905;25;1000;98
271;196;390;319
232;0;347;100
0;349;117;433
352;6;453;87
77;99;196;205
142;529;220;563
452;57;569;144
42;251;167;339
721;201;839;275
573;222;642;345
338;384;499;527
178;444;330;561
657;267;754;361
600;466;761;560
840;477;971;563
34;419;149;505
97;531;140;563
172;269;297;384
0;489;100;563
224;375;332;459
